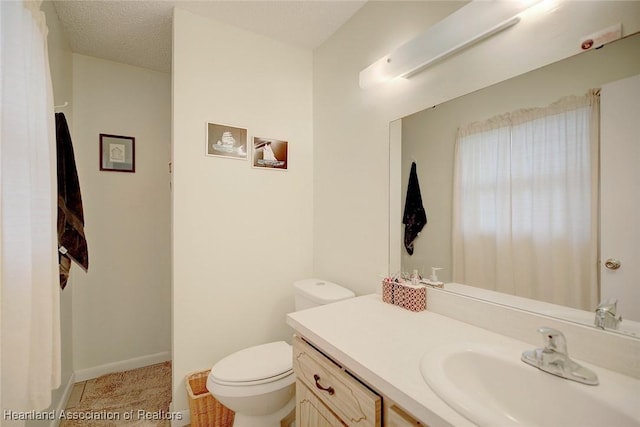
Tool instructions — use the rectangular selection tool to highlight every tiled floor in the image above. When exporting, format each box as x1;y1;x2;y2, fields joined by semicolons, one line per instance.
65;380;92;409
61;363;174;427
65;379;187;426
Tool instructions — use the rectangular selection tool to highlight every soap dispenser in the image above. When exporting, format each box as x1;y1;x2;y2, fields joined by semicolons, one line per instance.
425;267;444;288
410;269;420;286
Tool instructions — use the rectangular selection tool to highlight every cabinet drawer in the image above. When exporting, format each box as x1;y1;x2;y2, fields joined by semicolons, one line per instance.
385;402;425;427
293;336;381;427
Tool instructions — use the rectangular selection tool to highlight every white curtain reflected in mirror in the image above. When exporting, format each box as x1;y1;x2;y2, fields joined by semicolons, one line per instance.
452;92;599;311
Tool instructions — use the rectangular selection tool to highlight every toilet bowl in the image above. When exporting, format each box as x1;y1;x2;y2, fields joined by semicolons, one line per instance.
207;279;355;427
206;341;295;427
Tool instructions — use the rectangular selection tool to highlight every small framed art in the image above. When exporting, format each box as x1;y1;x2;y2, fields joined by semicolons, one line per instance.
206;122;248;160
100;133;135;173
252;137;288;170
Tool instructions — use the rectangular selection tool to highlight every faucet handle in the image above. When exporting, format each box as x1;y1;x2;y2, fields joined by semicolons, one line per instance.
537;327;568;355
596;298;618;314
524;327;599;385
595;299;622;329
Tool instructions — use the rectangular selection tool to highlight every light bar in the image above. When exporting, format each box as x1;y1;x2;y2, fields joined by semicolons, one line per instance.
359;1;541;89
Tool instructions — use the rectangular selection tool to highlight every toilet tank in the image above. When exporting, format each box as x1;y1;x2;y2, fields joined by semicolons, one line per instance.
293;279;355;311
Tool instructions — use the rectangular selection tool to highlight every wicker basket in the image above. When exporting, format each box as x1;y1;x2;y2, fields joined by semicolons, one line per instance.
186;370;235;427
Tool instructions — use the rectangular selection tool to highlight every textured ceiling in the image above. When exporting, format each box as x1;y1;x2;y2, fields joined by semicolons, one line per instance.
52;0;367;73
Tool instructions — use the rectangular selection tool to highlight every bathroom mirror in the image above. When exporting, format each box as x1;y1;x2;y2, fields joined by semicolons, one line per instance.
390;32;640;338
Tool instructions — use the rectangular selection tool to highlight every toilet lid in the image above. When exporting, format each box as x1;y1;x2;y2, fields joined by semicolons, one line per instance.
294;279;355;305
210;341;292;384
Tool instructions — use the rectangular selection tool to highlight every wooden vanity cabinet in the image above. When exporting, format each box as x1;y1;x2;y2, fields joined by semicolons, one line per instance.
293;335;425;427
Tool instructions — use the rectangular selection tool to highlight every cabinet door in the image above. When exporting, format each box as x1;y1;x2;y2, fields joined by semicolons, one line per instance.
297;380;346;427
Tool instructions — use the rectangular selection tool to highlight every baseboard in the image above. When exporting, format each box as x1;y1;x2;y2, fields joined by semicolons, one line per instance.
49;372;75;427
169;402;190;427
74;351;171;382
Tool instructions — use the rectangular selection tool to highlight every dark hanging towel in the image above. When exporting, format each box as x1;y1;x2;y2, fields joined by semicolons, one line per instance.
402;162;427;255
56;113;88;289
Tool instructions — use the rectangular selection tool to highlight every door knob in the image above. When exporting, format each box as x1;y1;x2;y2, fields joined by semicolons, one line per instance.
604;258;621;270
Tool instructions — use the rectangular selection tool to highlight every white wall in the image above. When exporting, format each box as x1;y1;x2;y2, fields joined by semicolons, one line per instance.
313;1;640;296
71;54;171;374
172;8;313;411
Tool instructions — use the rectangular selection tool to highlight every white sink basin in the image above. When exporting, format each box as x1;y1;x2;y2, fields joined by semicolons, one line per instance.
420;343;640;427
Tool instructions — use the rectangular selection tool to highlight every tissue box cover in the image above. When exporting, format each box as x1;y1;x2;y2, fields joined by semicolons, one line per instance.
382;279;395;303
381;279;426;312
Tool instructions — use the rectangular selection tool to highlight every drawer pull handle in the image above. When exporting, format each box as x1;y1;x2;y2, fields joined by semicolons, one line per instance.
313;374;335;395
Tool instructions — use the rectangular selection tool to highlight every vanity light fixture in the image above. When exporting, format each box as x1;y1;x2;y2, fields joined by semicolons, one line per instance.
359;0;543;89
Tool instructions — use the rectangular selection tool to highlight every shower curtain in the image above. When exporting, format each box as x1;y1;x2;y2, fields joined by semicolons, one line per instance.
1;0;61;414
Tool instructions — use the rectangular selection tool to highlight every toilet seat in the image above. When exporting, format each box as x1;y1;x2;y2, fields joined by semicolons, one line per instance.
207;341;295;399
210;341;293;384
211;369;293;387
207;370;295;398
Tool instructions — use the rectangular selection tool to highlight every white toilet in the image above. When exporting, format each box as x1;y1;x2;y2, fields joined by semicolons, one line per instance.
206;279;355;427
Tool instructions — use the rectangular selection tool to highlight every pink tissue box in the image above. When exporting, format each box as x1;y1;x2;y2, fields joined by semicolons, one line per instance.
382;279;426;312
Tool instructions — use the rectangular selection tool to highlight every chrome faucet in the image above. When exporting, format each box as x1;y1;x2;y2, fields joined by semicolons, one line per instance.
521;327;598;385
595;299;622;330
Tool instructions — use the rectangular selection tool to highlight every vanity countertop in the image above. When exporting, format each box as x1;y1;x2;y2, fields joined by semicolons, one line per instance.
285;294;640;427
